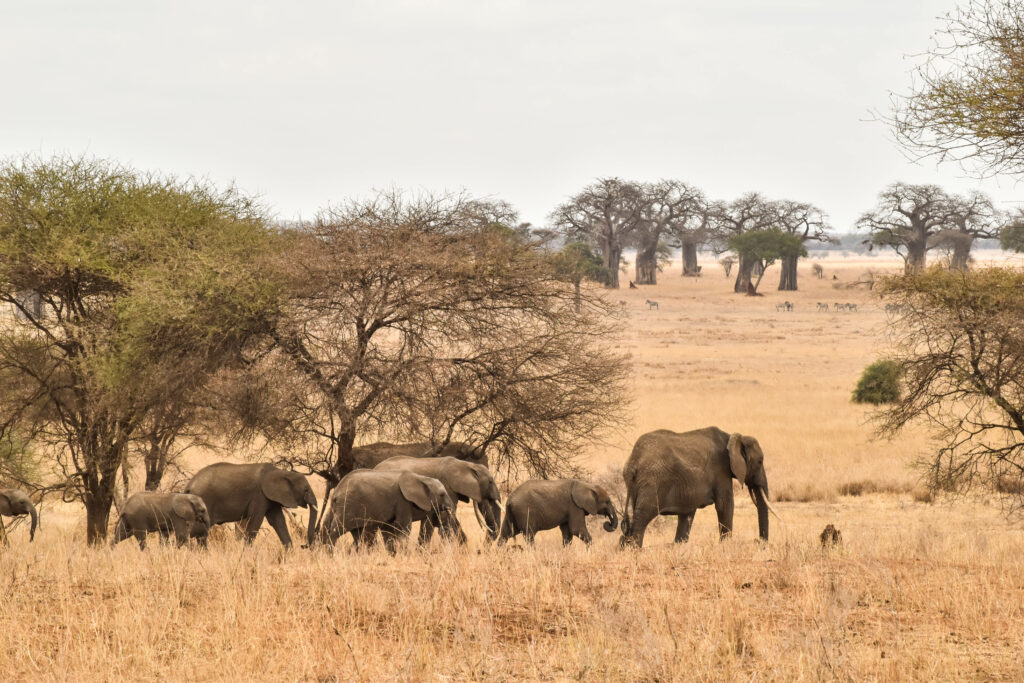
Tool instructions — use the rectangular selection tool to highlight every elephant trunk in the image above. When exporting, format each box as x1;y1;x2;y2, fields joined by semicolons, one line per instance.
752;485;769;541
305;503;318;548
479;499;502;541
28;502;38;542
602;504;618;532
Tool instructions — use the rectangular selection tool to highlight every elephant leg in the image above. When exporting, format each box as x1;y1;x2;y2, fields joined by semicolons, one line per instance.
569;507;592;545
620;502;657;548
674;512;695;543
241;511;267;544
714;491;735;540
418;516;436;545
523;527;537;546
442;515;468;545
172;520;189;548
112;519;129;546
559;523;573;546
497;512;515;546
135;529;148;550
265;506;294;549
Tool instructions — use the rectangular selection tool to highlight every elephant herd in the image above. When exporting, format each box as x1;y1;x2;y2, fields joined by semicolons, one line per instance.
0;427;780;552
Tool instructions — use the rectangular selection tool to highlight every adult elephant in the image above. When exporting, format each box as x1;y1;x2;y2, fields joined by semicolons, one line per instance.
374;456;503;543
184;463;318;548
318;470;454;553
620;427;780;547
112;492;211;549
0;488;38;543
497;479;617;546
352;441;487;470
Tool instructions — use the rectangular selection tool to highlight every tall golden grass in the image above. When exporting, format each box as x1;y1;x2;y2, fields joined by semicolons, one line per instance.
2;254;1023;681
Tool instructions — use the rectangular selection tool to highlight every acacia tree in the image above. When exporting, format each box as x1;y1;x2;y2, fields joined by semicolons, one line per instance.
0;157;274;543
549;241;609;311
231;192;628;508
1001;213;1024;251
708;194;780;293
893;0;1024;178
875;267;1024;507
857;183;951;273
631;180;704;285
927;191;1000;270
774;200;831;291
550;178;644;289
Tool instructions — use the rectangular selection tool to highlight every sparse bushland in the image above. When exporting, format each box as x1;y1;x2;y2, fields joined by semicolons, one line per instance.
875;266;1024;508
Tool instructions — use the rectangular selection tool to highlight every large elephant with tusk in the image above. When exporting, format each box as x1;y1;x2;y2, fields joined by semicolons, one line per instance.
373;456;503;543
620;427;781;547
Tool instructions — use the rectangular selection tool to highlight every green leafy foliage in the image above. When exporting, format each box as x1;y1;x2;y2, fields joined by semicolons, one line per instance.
726;229;807;265
550;241;610;285
852;360;904;405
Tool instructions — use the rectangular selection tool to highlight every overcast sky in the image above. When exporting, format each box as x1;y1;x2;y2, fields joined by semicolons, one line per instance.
2;0;1020;231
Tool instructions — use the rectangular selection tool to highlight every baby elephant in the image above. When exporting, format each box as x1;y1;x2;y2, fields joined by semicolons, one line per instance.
113;492;211;549
498;479;618;546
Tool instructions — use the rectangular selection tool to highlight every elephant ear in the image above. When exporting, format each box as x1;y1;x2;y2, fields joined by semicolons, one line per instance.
570;482;601;515
727;433;747;484
172;495;194;521
261;469;303;508
398;473;435;511
449;465;484;502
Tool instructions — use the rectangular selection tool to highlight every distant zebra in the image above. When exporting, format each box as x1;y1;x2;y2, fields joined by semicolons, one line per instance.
646;299;659;310
775;301;794;312
816;302;829;312
812;263;824;279
847;303;858;312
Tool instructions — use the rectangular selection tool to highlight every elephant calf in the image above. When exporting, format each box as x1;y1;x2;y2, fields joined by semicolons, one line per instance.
319;470;455;553
498;479;617;546
0;488;39;543
113;492;211;549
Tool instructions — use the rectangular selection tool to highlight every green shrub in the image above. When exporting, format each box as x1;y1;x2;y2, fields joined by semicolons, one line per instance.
852;360;903;405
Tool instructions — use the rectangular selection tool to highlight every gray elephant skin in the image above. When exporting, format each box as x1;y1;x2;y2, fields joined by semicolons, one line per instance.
184;462;318;548
374;455;503;543
620;427;779;547
498;479;617;546
353;441;487;469
112;492;211;549
0;488;38;542
318;470;454;553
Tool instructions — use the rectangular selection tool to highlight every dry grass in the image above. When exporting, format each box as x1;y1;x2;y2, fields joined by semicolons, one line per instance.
3;253;1024;681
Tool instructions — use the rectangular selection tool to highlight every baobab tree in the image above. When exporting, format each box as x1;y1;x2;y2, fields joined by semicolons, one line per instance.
927;191;1000;270
774;200;832;290
550;178;644;289
709;193;780;293
631;180;705;285
857;183;951;273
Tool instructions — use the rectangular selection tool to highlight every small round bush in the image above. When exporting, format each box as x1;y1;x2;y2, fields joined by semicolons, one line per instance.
852;360;903;405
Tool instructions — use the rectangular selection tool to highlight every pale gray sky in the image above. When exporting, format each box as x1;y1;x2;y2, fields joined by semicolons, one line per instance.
2;0;1019;230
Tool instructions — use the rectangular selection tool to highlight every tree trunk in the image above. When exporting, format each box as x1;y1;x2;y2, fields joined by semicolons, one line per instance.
604;246;622;288
573;280;582;313
681;242;700;277
84;481;115;545
905;240;927;274
144;435;166;491
950;236;974;271
635;248;658;285
778;255;798;291
733;255;755;293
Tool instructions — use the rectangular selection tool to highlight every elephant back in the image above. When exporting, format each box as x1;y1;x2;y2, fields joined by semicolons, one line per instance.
184;462;266;523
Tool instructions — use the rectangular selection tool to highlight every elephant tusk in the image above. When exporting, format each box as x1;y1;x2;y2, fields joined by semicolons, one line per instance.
472;501;487;530
760;489;784;523
496;500;506;514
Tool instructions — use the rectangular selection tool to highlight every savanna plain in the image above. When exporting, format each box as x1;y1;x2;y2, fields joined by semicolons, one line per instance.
2;254;1023;682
